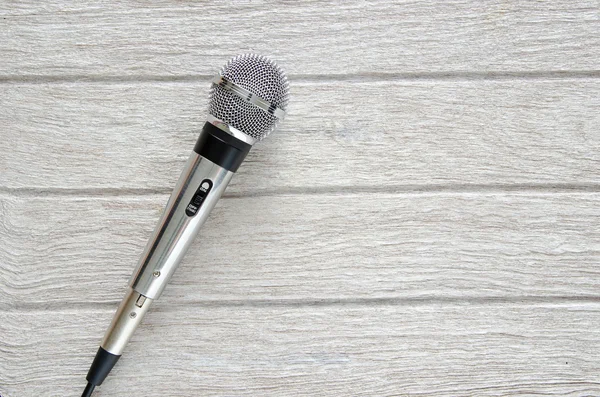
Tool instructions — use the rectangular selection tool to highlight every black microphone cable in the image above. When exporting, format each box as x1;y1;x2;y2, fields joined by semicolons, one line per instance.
81;382;95;397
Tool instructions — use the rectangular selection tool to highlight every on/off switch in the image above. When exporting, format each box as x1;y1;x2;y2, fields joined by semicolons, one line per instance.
185;179;213;217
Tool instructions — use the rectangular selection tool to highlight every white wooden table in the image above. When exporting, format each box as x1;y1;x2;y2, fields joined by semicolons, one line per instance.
1;2;599;396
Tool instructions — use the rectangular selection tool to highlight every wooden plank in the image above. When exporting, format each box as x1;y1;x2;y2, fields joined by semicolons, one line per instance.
0;1;598;77
1;80;599;191
2;303;600;396
1;193;599;306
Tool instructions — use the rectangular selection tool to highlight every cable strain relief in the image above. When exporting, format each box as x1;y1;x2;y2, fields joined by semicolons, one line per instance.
86;347;121;386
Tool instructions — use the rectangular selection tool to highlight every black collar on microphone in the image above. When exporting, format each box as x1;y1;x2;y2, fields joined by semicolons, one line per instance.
194;122;252;172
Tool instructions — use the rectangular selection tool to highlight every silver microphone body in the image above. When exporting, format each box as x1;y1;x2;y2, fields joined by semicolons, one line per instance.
82;54;289;396
132;152;232;299
101;146;233;355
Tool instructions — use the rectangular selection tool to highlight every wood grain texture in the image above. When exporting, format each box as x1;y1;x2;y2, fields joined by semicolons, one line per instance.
2;304;600;397
0;1;598;77
2;1;600;396
1;193;599;307
1;79;599;191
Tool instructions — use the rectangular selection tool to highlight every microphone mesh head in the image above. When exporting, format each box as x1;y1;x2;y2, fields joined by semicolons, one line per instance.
209;54;290;141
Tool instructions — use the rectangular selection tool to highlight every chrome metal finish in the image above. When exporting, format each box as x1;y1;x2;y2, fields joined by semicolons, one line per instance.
207;114;257;145
209;53;289;141
101;288;153;355
212;75;287;120
88;54;291;388
129;151;233;299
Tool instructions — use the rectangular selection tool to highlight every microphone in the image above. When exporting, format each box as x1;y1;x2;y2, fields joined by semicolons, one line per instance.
81;54;290;396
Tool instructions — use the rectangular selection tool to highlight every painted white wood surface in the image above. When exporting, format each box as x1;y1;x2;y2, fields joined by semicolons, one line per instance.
3;304;600;397
1;193;600;307
0;1;598;76
1;1;599;396
1;80;599;191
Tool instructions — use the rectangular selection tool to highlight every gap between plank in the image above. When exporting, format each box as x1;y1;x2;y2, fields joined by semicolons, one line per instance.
4;295;600;313
0;183;599;199
0;70;600;85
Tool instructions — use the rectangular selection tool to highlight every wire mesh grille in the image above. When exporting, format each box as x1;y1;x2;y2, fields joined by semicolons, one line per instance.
209;54;289;140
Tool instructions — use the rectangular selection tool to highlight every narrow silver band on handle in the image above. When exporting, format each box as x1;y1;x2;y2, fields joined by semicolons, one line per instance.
207;114;257;145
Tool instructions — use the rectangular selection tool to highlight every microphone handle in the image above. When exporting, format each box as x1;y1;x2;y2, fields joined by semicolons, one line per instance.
103;149;233;353
84;122;252;391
